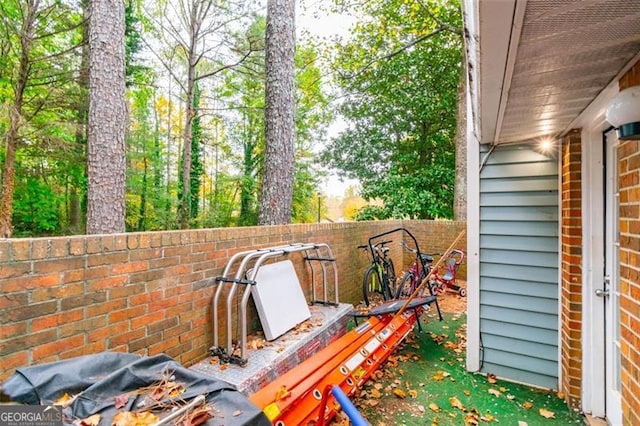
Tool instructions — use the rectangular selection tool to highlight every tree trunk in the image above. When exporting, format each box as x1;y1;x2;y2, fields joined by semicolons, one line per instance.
0;0;38;238
259;0;296;225
86;0;126;234
453;59;467;221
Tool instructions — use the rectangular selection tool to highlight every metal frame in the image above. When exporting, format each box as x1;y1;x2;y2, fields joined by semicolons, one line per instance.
210;243;339;365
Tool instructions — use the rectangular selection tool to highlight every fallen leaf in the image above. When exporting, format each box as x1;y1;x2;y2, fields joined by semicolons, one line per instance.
76;414;100;426
393;389;406;399
374;383;383;390
408;389;418;398
181;405;212;426
367;400;380;407
54;393;74;408
518;422;528;426
463;390;471;396
114;394;129;409
481;412;496;422
539;408;555;419
464;412;479;425
232;410;242;417
275;386;291;401
488;388;501;397
219;364;228;371
487;374;497;384
507;394;516;400
433;371;445;381
417;405;425;414
371;388;382;398
429;402;440;412
449;396;465;411
556;391;565;399
523;401;533;409
112;411;158;426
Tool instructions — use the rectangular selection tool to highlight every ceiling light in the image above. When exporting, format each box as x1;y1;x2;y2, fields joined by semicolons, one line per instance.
605;86;640;140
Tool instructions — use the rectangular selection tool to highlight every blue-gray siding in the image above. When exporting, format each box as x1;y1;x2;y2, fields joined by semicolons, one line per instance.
479;143;559;389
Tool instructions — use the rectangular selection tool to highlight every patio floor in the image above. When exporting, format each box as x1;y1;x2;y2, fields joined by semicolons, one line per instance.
349;294;586;425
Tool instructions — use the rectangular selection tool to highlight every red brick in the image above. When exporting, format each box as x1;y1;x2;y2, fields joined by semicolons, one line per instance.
108;306;147;324
0;322;27;340
3;273;60;292
0;262;31;280
58;316;105;338
108;328;145;348
111;261;148;275
31;282;84;303
2;300;58;322
86;275;128;292
32;309;83;332
0;292;28;310
1;329;57;356
87;299;127;317
130;311;165;330
32;334;85;361
11;240;31;261
60;340;106;360
88;321;128;343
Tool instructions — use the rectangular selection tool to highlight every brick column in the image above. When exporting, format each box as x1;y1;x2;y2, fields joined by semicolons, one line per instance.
560;129;583;408
618;60;640;426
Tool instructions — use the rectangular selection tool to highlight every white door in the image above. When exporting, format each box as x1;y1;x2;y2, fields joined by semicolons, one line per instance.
603;132;622;425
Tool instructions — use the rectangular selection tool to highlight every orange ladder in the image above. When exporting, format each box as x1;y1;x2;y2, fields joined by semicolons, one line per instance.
249;307;423;425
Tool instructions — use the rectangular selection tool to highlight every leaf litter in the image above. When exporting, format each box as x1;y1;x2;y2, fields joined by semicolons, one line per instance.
350;300;585;426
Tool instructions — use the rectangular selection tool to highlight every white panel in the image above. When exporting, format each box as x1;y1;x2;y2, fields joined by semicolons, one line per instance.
250;260;311;341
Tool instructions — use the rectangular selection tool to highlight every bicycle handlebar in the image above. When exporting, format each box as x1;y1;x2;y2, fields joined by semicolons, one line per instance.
400;241;439;256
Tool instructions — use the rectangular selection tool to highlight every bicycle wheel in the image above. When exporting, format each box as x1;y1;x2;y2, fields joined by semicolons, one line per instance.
395;271;415;299
362;265;381;306
384;258;397;299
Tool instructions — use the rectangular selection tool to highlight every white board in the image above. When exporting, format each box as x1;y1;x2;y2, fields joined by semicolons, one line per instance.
250;260;311;341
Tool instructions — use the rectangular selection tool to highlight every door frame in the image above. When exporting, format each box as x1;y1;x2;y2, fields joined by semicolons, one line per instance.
604;131;622;425
581;122;607;418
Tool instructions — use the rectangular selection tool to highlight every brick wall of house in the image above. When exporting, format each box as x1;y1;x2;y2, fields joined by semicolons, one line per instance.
618;60;640;425
0;219;466;384
560;130;583;408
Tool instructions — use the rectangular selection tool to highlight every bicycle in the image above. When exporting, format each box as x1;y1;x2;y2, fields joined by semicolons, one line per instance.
358;240;397;306
395;242;436;299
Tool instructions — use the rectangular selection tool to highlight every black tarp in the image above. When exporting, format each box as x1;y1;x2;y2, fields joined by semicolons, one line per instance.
2;352;270;426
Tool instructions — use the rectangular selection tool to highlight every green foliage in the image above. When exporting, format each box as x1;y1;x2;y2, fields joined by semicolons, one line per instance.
12;177;62;236
323;0;462;219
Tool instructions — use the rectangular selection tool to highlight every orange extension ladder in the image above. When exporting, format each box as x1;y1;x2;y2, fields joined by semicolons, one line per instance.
249;229;465;425
249;306;425;425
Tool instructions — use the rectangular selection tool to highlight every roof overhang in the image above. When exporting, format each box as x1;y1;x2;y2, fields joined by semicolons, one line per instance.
475;0;640;145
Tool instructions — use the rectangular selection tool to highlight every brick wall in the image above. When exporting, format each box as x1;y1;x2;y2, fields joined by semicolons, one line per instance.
618;60;640;426
560;130;583;408
0;219;466;384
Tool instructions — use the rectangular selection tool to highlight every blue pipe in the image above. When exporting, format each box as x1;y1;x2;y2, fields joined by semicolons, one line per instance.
330;386;368;426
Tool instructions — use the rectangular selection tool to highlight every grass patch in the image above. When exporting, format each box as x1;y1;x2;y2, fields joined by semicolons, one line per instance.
352;312;585;426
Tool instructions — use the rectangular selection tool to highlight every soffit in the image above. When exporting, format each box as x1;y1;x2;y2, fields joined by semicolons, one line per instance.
479;0;640;145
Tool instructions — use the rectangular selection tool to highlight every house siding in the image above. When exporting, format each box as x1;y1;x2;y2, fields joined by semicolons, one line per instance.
479;143;559;389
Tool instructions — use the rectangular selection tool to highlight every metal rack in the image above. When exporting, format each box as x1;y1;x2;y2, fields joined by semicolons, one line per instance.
210;243;339;365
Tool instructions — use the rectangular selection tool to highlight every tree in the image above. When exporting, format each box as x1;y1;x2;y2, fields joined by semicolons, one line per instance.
0;0;83;237
259;0;296;225
86;0;126;234
146;0;260;229
322;0;463;220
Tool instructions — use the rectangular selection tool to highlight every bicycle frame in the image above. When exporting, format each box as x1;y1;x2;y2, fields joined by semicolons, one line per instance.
367;227;443;321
